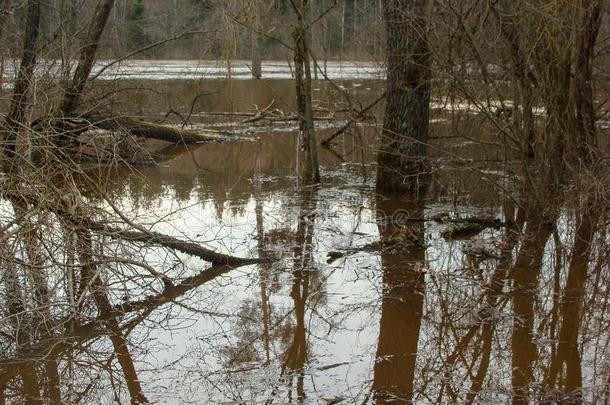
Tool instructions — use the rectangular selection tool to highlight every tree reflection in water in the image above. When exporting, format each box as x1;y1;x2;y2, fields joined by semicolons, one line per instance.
367;188;608;404
0;127;608;403
372;195;426;403
283;187;317;403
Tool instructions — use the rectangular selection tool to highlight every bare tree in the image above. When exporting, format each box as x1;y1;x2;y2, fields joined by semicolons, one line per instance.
60;0;116;116
291;0;320;184
1;0;40;176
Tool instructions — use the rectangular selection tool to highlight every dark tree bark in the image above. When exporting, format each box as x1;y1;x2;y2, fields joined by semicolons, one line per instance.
491;2;536;158
1;0;40;171
250;0;262;79
292;0;320;184
5;0;40;127
0;0;6;93
341;0;355;57
0;0;10;41
574;0;603;164
60;0;115;115
376;0;431;193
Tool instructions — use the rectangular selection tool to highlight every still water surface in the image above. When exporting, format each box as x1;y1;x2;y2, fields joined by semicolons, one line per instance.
1;74;608;404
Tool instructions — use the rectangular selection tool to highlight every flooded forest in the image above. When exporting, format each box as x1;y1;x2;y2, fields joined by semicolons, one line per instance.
1;0;609;403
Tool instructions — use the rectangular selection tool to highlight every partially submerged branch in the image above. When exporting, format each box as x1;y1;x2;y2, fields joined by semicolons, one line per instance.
320;91;386;146
3;189;271;266
86;222;271;266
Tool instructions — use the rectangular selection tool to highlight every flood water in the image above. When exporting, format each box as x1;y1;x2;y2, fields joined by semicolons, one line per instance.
1;70;609;404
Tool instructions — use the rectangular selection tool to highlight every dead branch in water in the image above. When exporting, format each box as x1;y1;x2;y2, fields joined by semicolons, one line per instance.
3;189;271;266
190;108;338;128
320;92;385;146
242;99;276;124
87;222;271;266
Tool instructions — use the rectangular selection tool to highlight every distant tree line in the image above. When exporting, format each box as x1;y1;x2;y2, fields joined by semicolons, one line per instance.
0;0;386;60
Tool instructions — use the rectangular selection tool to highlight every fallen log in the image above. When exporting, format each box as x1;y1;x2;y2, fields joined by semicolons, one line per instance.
82;114;217;144
33;114;219;145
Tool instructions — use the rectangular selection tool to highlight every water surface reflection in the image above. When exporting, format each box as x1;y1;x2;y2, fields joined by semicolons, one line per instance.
1;79;608;404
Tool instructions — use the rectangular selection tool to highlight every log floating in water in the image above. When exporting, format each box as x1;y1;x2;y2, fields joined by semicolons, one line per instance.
33;115;220;144
82;114;217;144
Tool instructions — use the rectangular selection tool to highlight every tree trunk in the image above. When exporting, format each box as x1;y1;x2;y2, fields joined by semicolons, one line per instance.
491;2;536;158
250;0;262;78
79;114;218;143
292;0;320;184
573;0;602;164
0;0;10;42
0;0;10;106
376;0;431;193
60;0;115;115
6;0;40;125
2;0;40;167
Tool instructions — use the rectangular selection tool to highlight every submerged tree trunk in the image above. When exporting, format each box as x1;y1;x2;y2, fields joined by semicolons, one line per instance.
60;0;115;115
376;0;431;193
292;0;320;184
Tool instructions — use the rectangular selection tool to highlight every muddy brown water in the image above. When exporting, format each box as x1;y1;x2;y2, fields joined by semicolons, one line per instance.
1;77;609;404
